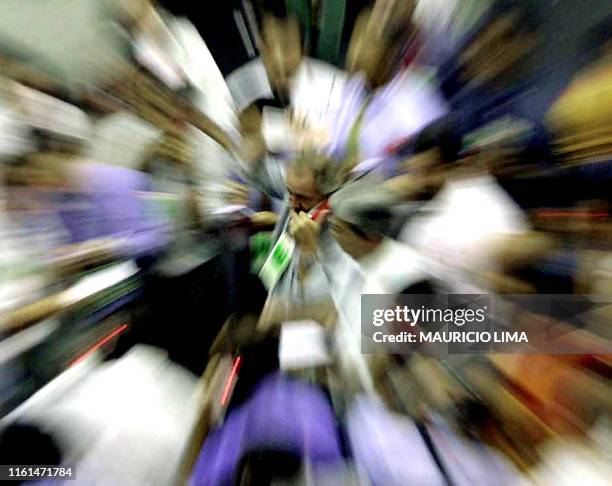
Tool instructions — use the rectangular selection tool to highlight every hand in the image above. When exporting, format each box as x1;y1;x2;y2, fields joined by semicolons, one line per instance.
288;210;328;255
223;181;250;206
250;211;278;228
257;297;337;334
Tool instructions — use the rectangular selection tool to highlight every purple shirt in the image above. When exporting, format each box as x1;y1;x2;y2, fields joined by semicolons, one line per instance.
190;373;343;486
346;396;446;485
328;70;448;176
59;162;169;259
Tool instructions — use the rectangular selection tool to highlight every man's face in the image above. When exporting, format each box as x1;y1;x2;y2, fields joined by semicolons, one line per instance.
286;167;322;213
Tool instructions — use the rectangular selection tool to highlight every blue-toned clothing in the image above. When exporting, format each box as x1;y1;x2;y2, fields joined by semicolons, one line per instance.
58;162;169;261
191;373;343;486
327;69;448;175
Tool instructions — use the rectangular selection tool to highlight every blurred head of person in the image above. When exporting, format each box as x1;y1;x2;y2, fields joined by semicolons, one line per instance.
106;0;152;31
329;179;397;259
371;0;416;31
329;212;387;260
459;0;541;88
0;52;60;95
286;151;341;213
141;129;194;171
4;129;85;194
394;115;462;200
546;13;612;165
580;13;612;69
259;14;303;103
346;7;412;89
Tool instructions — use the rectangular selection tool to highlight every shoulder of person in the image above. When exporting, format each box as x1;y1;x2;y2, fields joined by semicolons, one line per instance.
226;57;265;79
301;57;345;77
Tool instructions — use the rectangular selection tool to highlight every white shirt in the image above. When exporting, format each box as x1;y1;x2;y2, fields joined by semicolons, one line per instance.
326;239;425;394
3;346;199;486
0;93;32;158
86;111;161;169
328;68;448;166
226;57;347;151
399;174;529;293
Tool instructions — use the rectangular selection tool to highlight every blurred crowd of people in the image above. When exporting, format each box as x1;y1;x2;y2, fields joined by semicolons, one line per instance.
0;0;611;484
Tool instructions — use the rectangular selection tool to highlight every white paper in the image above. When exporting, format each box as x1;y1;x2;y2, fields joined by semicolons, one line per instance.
262;106;296;153
61;260;139;307
207;204;254;217
226;59;273;112
279;320;331;370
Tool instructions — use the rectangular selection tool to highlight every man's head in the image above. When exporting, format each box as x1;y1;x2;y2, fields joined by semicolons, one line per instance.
259;15;303;102
459;1;541;87
346;7;412;89
386;116;461;203
410;116;462;170
4;127;83;192
107;0;152;31
329;215;385;260
329;179;396;259
580;13;612;69
393;115;462;200
286;152;339;213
